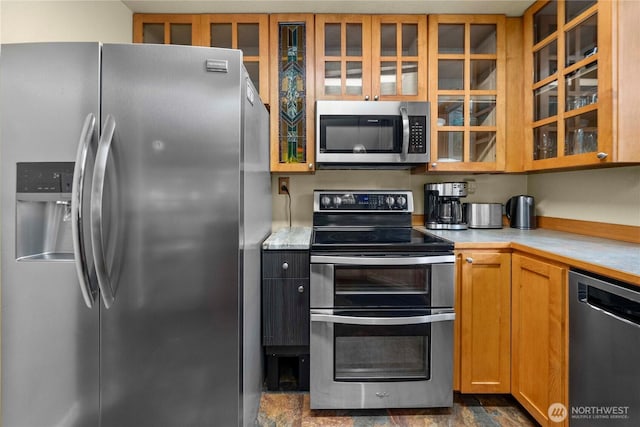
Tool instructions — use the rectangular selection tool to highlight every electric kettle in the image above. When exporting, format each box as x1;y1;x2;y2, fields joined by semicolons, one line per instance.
505;195;536;229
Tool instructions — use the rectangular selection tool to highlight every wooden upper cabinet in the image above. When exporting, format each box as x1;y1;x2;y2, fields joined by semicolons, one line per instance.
426;15;507;172
202;15;270;103
315;15;372;100
133;14;203;46
269;14;316;173
315;15;427;101
523;0;640;170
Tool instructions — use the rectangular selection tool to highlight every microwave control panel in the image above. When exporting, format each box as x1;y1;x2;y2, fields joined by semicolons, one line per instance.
408;116;427;153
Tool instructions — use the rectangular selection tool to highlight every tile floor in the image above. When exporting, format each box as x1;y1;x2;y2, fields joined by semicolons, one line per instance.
256;392;539;427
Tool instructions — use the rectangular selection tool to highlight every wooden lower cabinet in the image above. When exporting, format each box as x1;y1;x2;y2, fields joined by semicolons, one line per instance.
511;252;568;427
456;250;511;393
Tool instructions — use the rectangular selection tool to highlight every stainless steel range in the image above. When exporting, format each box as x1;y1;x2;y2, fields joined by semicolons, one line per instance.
309;190;455;410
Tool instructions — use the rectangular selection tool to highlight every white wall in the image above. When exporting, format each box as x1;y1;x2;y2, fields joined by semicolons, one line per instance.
1;0;132;43
527;165;640;226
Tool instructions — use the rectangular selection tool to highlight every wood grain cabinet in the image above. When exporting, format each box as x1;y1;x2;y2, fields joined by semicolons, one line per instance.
315;14;427;101
511;252;568;427
133;14;203;46
261;249;310;390
523;0;640;170
426;15;507;172
456;251;511;393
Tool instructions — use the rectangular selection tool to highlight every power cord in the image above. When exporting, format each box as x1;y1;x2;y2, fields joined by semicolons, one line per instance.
281;184;292;228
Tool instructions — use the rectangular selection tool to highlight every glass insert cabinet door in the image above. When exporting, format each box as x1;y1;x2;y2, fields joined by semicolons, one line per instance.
133;14;203;46
525;0;602;169
428;15;505;172
269;14;316;172
315;15;372;100
201;15;269;103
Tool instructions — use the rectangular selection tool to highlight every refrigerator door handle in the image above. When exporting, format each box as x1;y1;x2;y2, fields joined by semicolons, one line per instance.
91;114;116;309
71;113;98;308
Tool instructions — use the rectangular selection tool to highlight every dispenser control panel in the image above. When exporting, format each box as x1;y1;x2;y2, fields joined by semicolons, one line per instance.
16;162;75;193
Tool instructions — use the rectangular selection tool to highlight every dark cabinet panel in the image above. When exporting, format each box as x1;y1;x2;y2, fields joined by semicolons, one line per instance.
262;250;309;278
262;278;310;346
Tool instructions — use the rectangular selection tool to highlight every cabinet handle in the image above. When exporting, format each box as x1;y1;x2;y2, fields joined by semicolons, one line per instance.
364;95;370;101
466;257;473;263
431;162;438;168
374;95;379;101
298;285;305;293
308;163;313;169
597;152;608;160
282;262;289;270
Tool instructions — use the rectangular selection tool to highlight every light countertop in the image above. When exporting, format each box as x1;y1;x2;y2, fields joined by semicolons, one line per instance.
262;226;640;285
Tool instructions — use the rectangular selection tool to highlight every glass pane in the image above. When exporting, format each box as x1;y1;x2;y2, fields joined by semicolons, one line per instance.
534;0;557;44
380;24;397;56
438;96;464;126
244;61;260;93
324;23;341;56
380;61;397;96
470;60;496;90
438;60;464;90
211;23;232;48
402;24;418;56
470;131;496;162
438;24;464;54
533;124;558;160
278;23;307;163
565;63;598;112
324;61;342;96
237;23;260;56
565;111;597;155
401;62;418;96
170;24;191;45
437;131;464;162
566;0;596;23
534;40;557;82
143;24;164;44
566;14;597;67
534;81;558;121
346;24;363;56
346;61;363;95
470;96;496;126
470;24;497;54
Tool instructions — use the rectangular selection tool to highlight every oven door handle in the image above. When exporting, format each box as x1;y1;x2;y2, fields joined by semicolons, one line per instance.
310;310;455;326
310;255;455;265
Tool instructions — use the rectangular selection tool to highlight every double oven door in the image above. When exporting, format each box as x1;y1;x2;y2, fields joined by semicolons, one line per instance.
309;254;455;409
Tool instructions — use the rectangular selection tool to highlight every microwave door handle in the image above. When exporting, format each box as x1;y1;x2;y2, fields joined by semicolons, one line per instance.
311;311;455;326
400;106;409;161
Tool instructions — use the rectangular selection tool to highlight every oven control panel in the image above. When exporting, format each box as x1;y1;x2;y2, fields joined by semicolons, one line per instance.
314;190;413;212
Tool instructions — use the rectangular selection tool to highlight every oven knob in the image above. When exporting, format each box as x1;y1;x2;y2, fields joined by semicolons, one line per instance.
333;196;342;207
385;196;395;207
321;196;331;208
397;196;407;207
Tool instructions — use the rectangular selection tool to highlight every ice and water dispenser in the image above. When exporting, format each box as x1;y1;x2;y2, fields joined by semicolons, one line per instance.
16;162;75;261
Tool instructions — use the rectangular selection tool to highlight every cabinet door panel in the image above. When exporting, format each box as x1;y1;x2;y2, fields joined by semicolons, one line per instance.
262;251;309;278
262;278;310;346
511;253;567;427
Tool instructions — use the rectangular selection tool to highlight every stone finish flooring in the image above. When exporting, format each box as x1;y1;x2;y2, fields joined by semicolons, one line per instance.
257;392;539;426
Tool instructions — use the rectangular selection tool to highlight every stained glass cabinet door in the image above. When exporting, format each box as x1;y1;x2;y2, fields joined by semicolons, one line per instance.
269;15;316;172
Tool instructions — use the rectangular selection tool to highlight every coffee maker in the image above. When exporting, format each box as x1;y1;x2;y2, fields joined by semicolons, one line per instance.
424;182;468;230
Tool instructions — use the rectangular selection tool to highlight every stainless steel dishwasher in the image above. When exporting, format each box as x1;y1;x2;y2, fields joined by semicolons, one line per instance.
569;270;640;427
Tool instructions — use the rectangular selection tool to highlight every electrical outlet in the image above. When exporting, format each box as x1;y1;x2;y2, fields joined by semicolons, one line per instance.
278;177;290;195
464;178;477;194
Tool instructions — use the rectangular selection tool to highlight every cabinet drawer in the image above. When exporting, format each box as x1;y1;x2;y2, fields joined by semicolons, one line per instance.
262;278;310;346
262;250;309;278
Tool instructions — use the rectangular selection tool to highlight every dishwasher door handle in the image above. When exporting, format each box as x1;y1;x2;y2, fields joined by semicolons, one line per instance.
579;282;640;329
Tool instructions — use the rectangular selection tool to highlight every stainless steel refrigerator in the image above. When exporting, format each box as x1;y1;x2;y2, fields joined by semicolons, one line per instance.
0;42;271;427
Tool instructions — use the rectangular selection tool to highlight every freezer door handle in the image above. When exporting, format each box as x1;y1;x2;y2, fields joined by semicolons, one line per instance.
91;114;116;309
71;113;98;308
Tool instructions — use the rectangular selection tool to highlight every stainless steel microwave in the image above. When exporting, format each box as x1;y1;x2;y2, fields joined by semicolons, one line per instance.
315;100;430;169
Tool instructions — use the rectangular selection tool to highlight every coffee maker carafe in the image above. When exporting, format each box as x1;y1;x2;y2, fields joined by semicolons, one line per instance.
424;182;468;230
